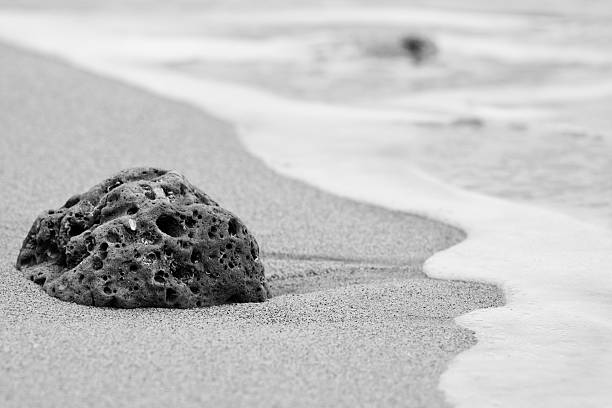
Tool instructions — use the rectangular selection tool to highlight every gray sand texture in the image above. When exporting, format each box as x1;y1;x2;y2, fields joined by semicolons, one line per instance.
0;44;503;407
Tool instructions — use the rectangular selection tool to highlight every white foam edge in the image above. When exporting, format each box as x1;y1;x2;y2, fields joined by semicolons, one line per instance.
0;10;611;408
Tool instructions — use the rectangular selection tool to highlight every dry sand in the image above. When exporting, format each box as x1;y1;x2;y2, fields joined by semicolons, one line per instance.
0;43;503;407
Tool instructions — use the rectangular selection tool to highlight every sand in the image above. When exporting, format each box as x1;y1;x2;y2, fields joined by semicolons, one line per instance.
0;43;503;407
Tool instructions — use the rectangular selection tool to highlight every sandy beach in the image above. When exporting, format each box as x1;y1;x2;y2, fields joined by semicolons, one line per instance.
0;43;504;407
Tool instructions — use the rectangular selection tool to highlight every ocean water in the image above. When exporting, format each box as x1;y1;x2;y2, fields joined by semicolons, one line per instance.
17;0;609;227
162;2;612;228
0;1;611;407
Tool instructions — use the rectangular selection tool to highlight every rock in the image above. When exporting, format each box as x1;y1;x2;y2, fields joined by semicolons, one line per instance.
16;168;268;308
400;35;437;63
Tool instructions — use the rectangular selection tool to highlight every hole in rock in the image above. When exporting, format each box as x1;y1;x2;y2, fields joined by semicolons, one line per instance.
228;218;238;236
127;206;138;215
144;252;157;263
86;241;95;252
33;276;46;286
156;215;183;237
165;288;178;303
190;249;202;263
69;223;85;237
161;186;173;196
208;225;217;239
103;286;112;295
154;271;166;283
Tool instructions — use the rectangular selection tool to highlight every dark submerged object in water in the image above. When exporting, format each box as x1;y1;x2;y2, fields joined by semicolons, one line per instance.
400;35;438;62
16;168;268;308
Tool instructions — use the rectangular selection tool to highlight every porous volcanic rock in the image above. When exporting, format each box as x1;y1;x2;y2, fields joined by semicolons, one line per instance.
16;168;268;308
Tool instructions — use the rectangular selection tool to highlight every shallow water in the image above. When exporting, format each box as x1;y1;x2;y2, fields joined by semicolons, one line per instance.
0;1;611;407
35;0;608;227
163;1;612;228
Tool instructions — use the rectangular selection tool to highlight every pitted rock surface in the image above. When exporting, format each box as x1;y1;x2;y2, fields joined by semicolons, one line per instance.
16;168;268;308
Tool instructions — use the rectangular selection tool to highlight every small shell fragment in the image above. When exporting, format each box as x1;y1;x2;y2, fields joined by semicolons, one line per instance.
153;186;165;198
128;219;137;231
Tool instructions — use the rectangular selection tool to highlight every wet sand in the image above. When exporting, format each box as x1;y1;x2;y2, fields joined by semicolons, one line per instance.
0;43;503;407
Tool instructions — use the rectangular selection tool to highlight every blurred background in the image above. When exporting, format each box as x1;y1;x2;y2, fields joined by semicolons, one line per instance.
2;0;611;227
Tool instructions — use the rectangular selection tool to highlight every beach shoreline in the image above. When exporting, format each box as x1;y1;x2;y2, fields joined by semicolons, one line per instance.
2;2;611;406
0;43;503;407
